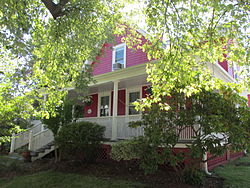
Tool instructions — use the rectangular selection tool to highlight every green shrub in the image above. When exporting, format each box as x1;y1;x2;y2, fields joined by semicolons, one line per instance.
182;168;205;185
111;138;173;174
111;140;140;161
55;121;105;163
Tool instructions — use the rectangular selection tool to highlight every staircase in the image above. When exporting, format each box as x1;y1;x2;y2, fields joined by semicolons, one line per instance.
10;121;55;161
30;141;55;161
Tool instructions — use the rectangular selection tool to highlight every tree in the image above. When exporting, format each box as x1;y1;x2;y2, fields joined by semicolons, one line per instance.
0;0;249;145
0;0;123;142
134;0;250;170
112;0;250;180
111;83;250;180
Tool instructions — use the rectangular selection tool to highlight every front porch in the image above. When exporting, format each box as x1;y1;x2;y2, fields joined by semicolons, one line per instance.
78;65;195;142
77;115;195;142
9;65;195;161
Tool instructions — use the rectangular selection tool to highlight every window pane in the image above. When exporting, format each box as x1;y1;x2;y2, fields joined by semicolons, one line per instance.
129;92;140;103
100;96;109;116
115;47;124;64
129;91;140;115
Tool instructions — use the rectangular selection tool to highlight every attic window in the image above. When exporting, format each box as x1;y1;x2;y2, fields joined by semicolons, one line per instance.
112;43;126;71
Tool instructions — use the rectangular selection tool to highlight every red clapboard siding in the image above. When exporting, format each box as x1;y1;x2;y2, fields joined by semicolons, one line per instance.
111;89;126;116
92;35;149;76
118;89;126;115
84;94;98;117
207;152;228;170
218;54;229;72
230;151;244;160
142;85;150;98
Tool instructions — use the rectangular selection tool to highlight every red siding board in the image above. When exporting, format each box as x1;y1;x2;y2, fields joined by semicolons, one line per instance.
111;89;126;116
207;151;244;170
118;89;126;115
97;144;244;170
92;35;149;76
84;94;98;117
142;85;149;98
218;54;229;72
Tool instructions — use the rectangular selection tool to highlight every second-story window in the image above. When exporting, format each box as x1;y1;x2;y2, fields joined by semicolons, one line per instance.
112;43;126;71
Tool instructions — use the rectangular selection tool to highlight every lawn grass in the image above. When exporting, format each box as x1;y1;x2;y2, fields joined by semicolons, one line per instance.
214;155;250;188
0;155;145;188
0;170;145;188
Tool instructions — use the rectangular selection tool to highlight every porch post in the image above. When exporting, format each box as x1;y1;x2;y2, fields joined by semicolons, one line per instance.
112;80;119;140
28;130;33;151
9;133;16;153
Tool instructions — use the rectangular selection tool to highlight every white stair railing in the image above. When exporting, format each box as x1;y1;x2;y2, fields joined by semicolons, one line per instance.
29;129;54;151
10;122;43;153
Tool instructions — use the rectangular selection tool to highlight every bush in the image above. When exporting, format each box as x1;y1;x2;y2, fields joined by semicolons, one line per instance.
111;138;173;174
55;121;105;163
111;140;141;161
182;168;205;185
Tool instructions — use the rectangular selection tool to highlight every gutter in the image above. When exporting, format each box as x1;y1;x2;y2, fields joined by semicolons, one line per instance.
202;152;212;175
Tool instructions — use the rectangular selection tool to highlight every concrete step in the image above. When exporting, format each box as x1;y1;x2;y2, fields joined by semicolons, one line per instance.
30;151;38;157
7;152;23;160
30;141;55;161
31;145;55;162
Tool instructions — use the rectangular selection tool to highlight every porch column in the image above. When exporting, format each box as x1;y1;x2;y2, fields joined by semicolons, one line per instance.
112;80;119;140
28;130;33;151
9;133;16;153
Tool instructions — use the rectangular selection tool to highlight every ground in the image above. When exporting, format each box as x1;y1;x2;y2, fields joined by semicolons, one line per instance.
214;156;250;188
0;154;249;188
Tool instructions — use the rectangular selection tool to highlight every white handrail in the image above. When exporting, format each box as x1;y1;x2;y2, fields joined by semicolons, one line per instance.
29;129;54;151
10;122;44;152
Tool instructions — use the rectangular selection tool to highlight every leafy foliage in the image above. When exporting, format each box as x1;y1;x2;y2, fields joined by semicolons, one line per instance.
0;0;123;142
42;98;73;136
182;168;205;185
111;140;140;161
55;121;105;163
117;0;250;178
112;84;250;176
0;80;33;143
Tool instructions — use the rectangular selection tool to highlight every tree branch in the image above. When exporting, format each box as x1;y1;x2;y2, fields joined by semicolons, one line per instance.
41;0;70;19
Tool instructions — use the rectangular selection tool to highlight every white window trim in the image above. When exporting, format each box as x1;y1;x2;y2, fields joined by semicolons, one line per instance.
98;92;112;117
112;43;126;71
126;87;142;115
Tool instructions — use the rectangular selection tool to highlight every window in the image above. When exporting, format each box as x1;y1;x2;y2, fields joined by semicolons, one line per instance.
100;96;110;116
112;43;126;71
128;91;140;115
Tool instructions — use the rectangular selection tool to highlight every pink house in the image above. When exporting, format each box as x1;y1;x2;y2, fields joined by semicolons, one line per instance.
78;33;249;141
10;32;247;168
79;34;151;140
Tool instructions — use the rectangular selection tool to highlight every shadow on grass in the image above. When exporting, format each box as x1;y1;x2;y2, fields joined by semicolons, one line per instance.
213;155;250;188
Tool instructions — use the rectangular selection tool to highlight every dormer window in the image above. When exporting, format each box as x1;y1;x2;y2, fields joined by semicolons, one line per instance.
112;43;126;71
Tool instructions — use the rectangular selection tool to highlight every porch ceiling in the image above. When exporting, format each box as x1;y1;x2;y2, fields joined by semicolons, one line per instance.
89;74;149;93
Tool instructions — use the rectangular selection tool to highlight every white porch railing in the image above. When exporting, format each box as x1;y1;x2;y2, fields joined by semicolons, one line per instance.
79;115;196;141
78;115;143;139
116;115;143;139
29;129;54;151
10;122;44;153
77;117;113;138
10;116;196;154
178;126;196;141
10;120;54;153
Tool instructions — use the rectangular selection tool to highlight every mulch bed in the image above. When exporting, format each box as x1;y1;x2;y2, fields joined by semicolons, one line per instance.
50;159;223;188
1;155;224;188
